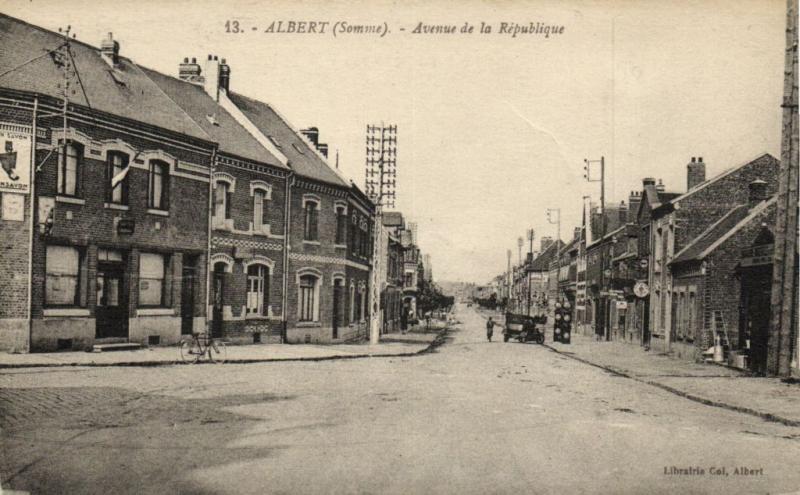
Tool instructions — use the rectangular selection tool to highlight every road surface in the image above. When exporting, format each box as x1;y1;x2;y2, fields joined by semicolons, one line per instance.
1;304;798;494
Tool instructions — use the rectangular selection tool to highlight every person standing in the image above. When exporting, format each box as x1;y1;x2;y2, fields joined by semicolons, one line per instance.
486;317;496;342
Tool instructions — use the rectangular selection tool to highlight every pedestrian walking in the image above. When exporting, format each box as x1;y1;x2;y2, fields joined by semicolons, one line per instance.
486;317;496;342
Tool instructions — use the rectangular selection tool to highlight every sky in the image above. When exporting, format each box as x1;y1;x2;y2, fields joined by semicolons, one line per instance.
2;0;787;284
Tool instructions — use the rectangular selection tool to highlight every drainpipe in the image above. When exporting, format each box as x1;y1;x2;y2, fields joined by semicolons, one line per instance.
281;169;294;343
26;96;39;353
204;146;218;335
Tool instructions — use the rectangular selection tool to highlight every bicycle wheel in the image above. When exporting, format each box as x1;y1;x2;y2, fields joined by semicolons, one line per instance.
180;340;199;364
209;340;227;364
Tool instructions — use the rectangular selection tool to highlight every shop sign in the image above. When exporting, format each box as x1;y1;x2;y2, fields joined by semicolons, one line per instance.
740;244;774;267
633;281;649;298
0;123;32;194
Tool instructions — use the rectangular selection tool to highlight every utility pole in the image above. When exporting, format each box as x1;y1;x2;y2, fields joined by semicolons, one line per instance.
366;123;397;344
526;228;535;316
584;156;607;340
506;248;512;314
767;0;798;377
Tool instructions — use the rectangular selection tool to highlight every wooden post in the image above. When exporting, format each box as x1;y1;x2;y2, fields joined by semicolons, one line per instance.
767;0;799;377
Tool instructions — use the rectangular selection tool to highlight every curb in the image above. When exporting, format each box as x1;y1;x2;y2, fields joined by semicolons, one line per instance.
541;343;800;428
0;327;452;370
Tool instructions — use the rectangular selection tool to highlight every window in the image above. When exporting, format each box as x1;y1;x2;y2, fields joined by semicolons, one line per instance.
139;253;166;306
336;206;347;244
148;161;169;210
214;181;231;220
304;201;318;241
58;142;81;196
299;274;318;322
45;245;82;306
253;189;268;230
107;152;129;204
246;264;268;316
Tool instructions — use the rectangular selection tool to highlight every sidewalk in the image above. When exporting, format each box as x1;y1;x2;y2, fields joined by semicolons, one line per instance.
0;329;445;369
475;308;800;427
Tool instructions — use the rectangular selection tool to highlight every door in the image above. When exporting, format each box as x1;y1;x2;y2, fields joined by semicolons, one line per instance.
333;280;342;339
96;263;128;339
211;264;225;338
181;258;196;335
742;267;772;374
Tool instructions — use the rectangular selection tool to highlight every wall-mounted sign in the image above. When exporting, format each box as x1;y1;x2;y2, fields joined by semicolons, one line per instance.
633;281;649;298
1;192;24;221
0;123;32;194
616;301;628;310
117;218;135;235
640;258;649;268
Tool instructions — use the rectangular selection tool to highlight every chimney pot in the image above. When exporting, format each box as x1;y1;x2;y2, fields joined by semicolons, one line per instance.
191;57;196;63
687;156;707;190
643;177;656;187
100;32;120;66
748;179;768;207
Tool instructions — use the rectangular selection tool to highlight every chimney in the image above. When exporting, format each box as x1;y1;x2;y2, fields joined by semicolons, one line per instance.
219;58;231;92
540;236;554;253
100;32;120;67
748;179;768;207
204;55;221;101
643;177;656;187
301;127;320;146
687;156;706;190
656;179;665;193
317;143;329;158
618;200;628;224
574;227;582;240
628;191;641;220
178;57;202;81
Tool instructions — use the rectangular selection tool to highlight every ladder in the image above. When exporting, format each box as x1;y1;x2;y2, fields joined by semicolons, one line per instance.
711;310;731;350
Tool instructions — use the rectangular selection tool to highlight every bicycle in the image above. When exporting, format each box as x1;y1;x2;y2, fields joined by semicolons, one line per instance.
180;332;227;364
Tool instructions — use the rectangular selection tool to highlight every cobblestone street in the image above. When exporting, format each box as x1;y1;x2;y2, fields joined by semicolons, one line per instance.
1;304;798;494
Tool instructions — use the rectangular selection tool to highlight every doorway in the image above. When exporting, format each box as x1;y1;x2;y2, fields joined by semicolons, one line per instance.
333;279;343;339
96;251;128;339
181;257;197;335
740;265;772;374
211;263;226;338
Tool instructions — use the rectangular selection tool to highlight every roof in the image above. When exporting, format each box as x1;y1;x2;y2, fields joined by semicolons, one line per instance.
227;92;349;187
140;68;286;168
528;240;565;272
382;211;404;227
666;153;778;207
670;197;776;265
0;14;210;141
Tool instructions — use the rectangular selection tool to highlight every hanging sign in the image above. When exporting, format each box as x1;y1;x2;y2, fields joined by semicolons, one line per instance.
0;123;32;194
633;281;649;298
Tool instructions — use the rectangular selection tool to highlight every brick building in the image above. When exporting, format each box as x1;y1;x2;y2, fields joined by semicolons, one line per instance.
144;56;291;345
381;211;405;333
0;19;214;351
222;93;372;343
629;177;680;347
669;181;777;370
649;154;780;355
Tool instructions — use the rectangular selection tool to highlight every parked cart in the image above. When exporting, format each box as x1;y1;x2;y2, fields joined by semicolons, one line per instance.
503;313;546;344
